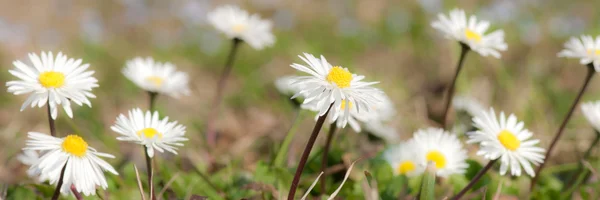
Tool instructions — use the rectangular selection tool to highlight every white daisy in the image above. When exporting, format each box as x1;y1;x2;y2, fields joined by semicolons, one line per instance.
453;96;486;117
6;51;98;119
581;101;600;132
17;150;41;178
412;128;469;177
431;8;508;58
364;121;400;143
274;76;303;96
23;132;118;196
557;35;600;71
383;140;424;177
289;53;382;129
468;108;546;177
207;5;275;50
123;57;190;98
110;108;188;158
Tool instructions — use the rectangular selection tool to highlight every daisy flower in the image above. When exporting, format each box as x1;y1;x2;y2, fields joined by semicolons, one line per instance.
364;121;400;143
6;51;98;119
431;8;507;58
581;101;600;132
453;96;486;117
23;132;118;196
289;53;381;129
468;108;546;177
123;57;190;98
17;150;41;178
110;108;188;157
413;128;468;177
557;35;600;71
207;5;275;50
383;140;423;177
274;76;303;96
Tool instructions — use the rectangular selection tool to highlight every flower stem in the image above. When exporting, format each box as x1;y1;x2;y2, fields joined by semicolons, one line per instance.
441;42;470;128
70;184;82;200
563;131;600;197
51;162;68;200
273;109;303;167
288;103;333;200
531;63;595;190
148;92;158;112
47;101;56;137
206;38;243;148
144;147;156;200
320;123;337;195
451;159;497;200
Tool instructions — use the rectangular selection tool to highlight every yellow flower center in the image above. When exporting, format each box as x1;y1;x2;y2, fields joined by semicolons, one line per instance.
587;49;600;56
426;150;447;169
326;66;353;88
145;76;164;86
233;24;247;33
62;135;88;157
340;101;353;110
397;161;416;175
497;130;520;151
38;71;66;88
464;29;482;42
137;128;163;138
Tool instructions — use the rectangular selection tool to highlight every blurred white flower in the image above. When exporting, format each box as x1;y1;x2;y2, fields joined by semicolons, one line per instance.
111;108;188;158
123;57;190;98
17;150;41;178
468;108;546;177
289;53;382;129
6;51;98;119
384;140;423;177
207;5;275;50
24;132;118;196
581;101;600;132
413;128;469;177
274;76;303;96
453;96;486;117
363;121;400;143
557;35;600;71
431;8;507;58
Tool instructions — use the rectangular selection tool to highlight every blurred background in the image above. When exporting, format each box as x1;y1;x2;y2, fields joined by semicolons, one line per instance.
2;0;600;199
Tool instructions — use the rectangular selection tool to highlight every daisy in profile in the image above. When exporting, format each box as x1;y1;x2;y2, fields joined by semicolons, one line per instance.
23;132;118;196
558;35;600;71
123;57;190;98
6;51;98;119
384;140;423;177
468;108;546;177
17;150;41;179
207;5;275;50
431;8;507;58
581;101;600;131
364;121;400;143
453;96;486;117
289;53;381;128
412;128;468;177
110;108;188;157
274;76;303;96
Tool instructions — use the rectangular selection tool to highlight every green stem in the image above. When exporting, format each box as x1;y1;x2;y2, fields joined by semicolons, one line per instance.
273;109;304;167
47;100;57;137
562;132;600;198
441;42;470;128
531;63;595;190
451;159;497;200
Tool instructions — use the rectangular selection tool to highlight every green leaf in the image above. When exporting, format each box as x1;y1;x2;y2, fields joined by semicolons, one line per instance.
418;164;436;200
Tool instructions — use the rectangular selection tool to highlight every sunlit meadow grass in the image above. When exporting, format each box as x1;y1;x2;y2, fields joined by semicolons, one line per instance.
2;1;600;200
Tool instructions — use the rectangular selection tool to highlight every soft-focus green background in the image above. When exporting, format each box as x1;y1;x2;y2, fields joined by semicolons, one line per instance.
2;0;600;199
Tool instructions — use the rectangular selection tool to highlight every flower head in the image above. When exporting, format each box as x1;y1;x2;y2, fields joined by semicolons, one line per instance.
111;108;188;157
17;150;41;178
384;140;423;177
364;121;400;143
289;53;382;129
207;5;275;50
468;108;546;177
123;57;190;98
557;35;600;71
581;101;600;132
431;8;507;58
274;76;303;96
453;96;486;117
23;132;118;196
412;128;469;177
6;51;98;119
